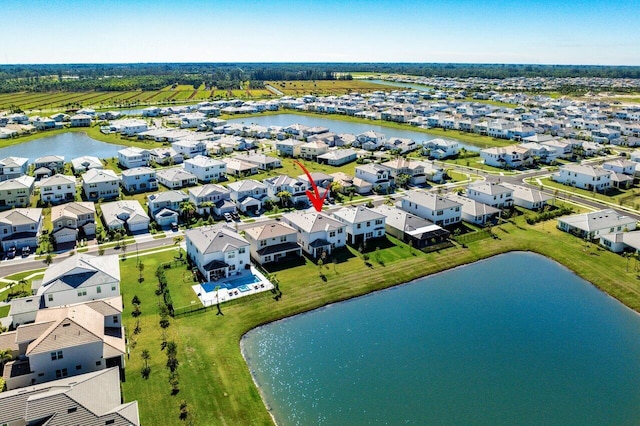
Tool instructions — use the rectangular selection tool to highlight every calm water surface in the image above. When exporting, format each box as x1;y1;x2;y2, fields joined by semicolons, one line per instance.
228;113;478;151
242;252;640;425
0;132;126;162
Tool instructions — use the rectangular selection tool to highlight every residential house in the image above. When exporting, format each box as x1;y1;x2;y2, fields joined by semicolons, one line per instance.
33;155;65;180
156;167;197;189
423;138;461;159
71;155;103;174
185;224;250;281
480;145;532;168
0;208;42;252
331;205;386;246
147;190;188;228
501;183;553;210
227;179;268;214
317;148;358;166
297;171;334;189
300;141;330;161
355;131;386;150
0;175;35;209
223;157;259;177
188;184;234;216
602;159;636;176
264;174;309;206
0;156;28;181
385;137;417;153
51;202;96;245
281;211;347;258
380;158;445;185
172;139;207;158
355;163;393;191
240;153;282;170
465;182;514;208
148;146;183;165
69;114;92;127
275;138;304;157
120;167;158;193
244;222;302;264
0;368;139;426
81;169;120;201
400;190;462;226
552;164;612;192
519;142;559;164
38;174;76;205
117;147;150;169
557;209;636;240
183;155;227;183
3;297;125;391
371;205;449;248
330;172;372;195
100;200;150;233
600;230;640;253
445;193;501;225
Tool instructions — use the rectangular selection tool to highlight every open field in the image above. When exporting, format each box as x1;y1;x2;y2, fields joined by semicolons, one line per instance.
265;80;405;96
111;214;640;425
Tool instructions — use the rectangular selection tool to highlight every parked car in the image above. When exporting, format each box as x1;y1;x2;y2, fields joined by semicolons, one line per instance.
21;246;31;257
224;213;233;222
6;247;16;259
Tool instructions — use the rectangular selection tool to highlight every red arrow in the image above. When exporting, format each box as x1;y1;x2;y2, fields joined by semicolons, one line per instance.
294;160;327;212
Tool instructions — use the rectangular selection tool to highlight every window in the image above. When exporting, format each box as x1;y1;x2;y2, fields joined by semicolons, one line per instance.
55;368;68;379
338;228;343;234
77;289;87;297
76;365;82;370
48;294;53;302
111;285;116;291
106;420;116;425
329;231;336;237
113;315;119;324
96;361;102;366
67;407;77;414
357;223;361;229
239;247;245;254
96;286;101;294
51;350;64;360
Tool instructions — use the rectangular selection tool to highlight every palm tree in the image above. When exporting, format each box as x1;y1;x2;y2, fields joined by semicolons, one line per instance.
329;181;343;199
179;201;196;224
276;190;292;208
0;348;13;371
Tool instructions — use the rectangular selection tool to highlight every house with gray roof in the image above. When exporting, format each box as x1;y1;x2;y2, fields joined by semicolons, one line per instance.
227;179;268;214
275;138;304;157
120;166;157;194
183;155;227;183
117;147;150;169
71;155;103;174
552;164;612;192
156;166;197;189
465;182;514;209
557;209;636;240
445;193;501;225
147;190;189;228
501;183;553;210
33;155;64;179
401;190;462;226
0;175;35;209
281;211;347;258
0;367;139;426
51;201;96;245
355;163;393;191
148;146;183;165
331;205;386;246
185;224;250;281
0;208;42;252
263;174;309;206
81;168;120;201
37;174;76;205
188;183;234;217
240;153;282;170
3;296;126;391
100;200;149;233
0;156;28;181
371;205;449;247
317;148;358;166
244;222;302;265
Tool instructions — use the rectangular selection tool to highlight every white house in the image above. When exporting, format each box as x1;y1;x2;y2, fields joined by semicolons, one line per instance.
317;149;358;166
557;209;636;240
355;163;393;191
69;114;92;127
552;164;612;192
465;182;514;209
445;193;501;225
480;145;532;168
222;157;259;177
147;190;188;228
0;208;43;252
602;159;636;176
371;204;450;248
281;211;347;258
0;156;29;181
117;147;150;169
185;224;250;281
331;205;386;246
172;139;207;158
120;167;158;193
188;184;234;217
71;155;103;174
148;146;184;165
227;179;269;214
501;183;553;210
423;138;461;159
244;222;302;264
183;155;227;183
241;153;282;170
355;131;386;150
100;200;150;233
300;141;329;160
37;174;76;205
156;167;198;189
33;155;65;179
0;175;35;209
263;174;309;206
401;190;462;226
81;168;120;201
275;138;304;157
51;201;96;245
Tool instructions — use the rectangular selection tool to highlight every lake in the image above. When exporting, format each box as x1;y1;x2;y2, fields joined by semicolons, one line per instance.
0;132;126;163
242;252;640;425
227;113;479;151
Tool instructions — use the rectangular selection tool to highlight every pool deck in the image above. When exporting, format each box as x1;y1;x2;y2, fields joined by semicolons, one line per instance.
191;266;274;306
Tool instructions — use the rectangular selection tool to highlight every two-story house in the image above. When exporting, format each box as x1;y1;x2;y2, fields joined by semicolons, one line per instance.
0;156;28;181
552;164;612;192
33;155;65;179
100;200;150;233
0;175;35;209
120;167;158;193
244;222;302;264
71;155;103;174
38;174;76;205
82;169;120;201
300;141;330;161
263;174;309;206
156;166;198;189
281;211;347;258
147;190;189;228
331;205;386;246
355;164;393;191
465;182;514;209
185;224;250;281
188;184;234;217
0;208;43;252
227;179;269;214
480;145;532;169
275;138;304;157
316;149;358;166
183;155;227;183
423;139;460;159
51;201;96;245
401;190;462;226
117;147;150;169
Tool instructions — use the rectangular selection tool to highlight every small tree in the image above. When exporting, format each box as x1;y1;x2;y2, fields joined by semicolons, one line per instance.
179;399;189;421
170;371;180;395
98;245;105;256
44;254;53;266
141;349;151;379
132;295;141;306
138;262;145;282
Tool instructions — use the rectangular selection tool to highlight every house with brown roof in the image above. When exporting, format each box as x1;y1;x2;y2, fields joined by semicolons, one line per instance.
244;222;302;264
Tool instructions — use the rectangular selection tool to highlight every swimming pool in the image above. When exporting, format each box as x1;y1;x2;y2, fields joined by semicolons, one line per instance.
201;273;262;293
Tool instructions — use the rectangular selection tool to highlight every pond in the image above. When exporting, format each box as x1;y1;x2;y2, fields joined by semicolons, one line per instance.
0;132;126;163
242;252;640;425
228;113;479;151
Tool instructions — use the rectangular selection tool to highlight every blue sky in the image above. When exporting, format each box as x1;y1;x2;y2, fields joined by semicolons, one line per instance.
2;0;639;65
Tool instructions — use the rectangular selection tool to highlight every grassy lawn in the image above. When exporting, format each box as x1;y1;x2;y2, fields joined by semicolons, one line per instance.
0;305;10;318
112;217;640;425
538;177;639;208
265;80;406;96
443;156;511;173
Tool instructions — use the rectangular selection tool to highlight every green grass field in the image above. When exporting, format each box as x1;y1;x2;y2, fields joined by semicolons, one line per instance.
265;80;405;96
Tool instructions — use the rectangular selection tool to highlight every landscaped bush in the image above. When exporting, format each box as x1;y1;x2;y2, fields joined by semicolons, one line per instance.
525;206;574;225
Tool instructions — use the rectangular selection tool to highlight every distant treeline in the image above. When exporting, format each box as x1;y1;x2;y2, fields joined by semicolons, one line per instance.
0;63;638;93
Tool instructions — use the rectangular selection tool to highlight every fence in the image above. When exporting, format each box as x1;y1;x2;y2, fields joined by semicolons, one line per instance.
453;229;494;245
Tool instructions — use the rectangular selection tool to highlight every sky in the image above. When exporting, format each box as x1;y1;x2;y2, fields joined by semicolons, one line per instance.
1;0;639;65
